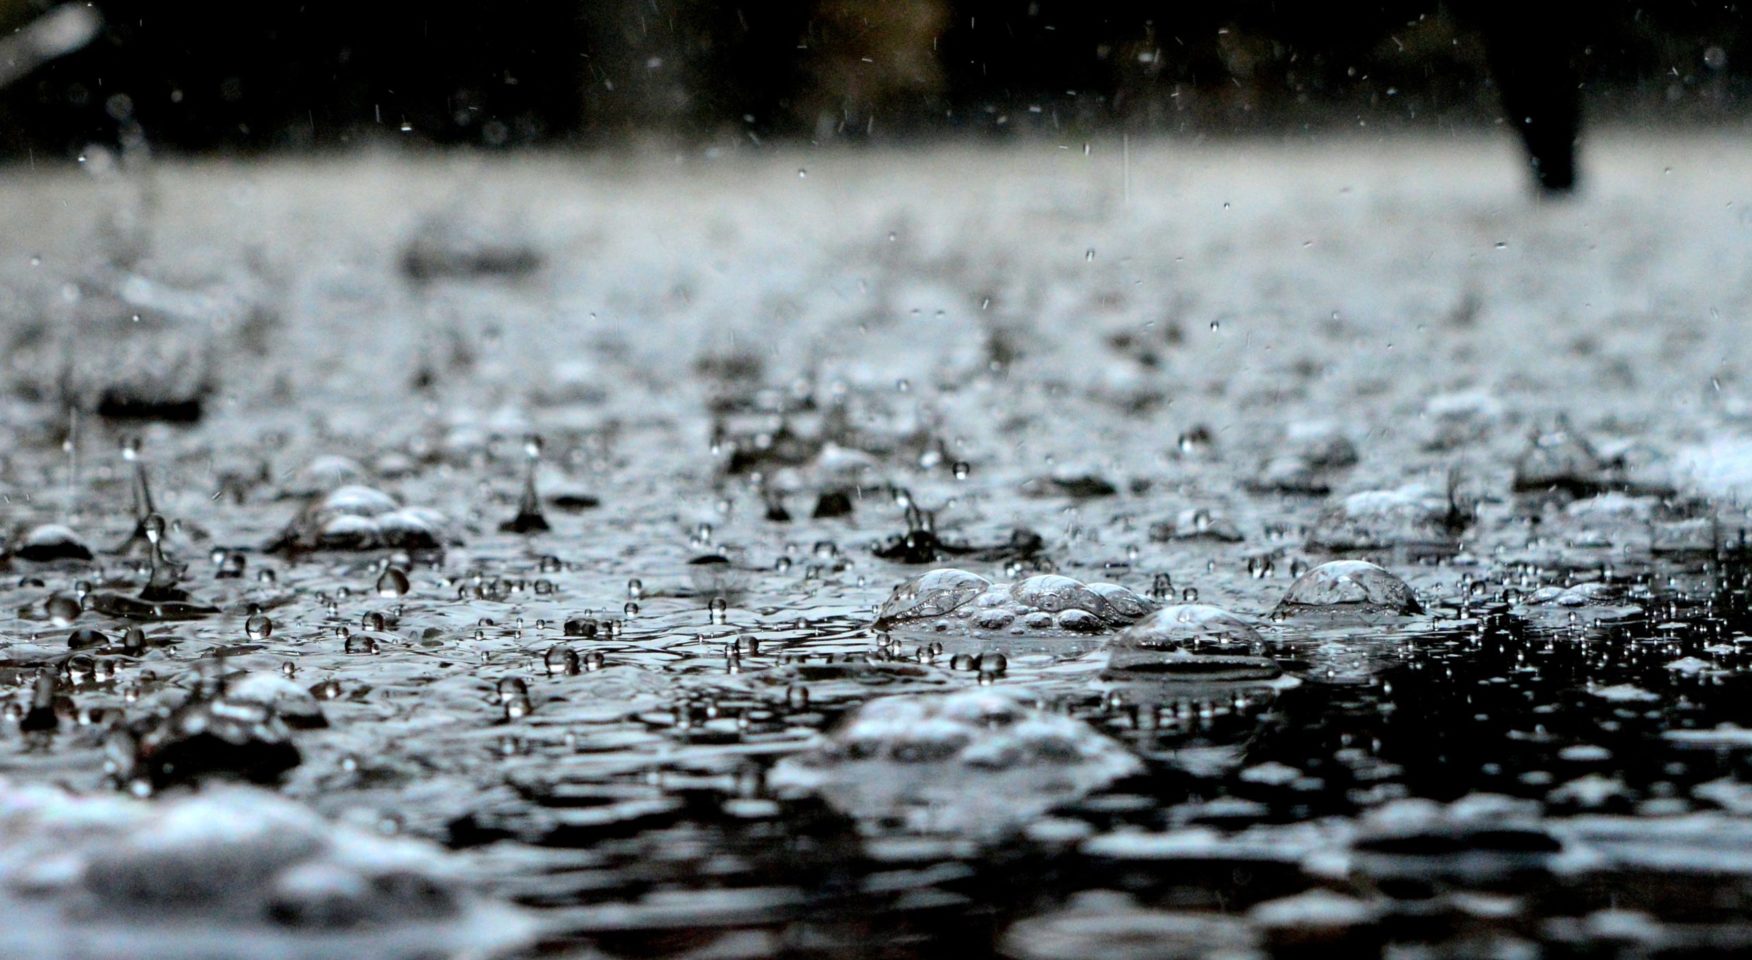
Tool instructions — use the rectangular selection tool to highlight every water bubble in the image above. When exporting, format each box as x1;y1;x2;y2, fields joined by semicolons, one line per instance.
875;569;989;621
1105;604;1284;682
767;689;1141;835
1276;560;1420;615
245;614;274;640
688;552;741;596
270;485;453;553
14;524;93;562
875;568;1152;638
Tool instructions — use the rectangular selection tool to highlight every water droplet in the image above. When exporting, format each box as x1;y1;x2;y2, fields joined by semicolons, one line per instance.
545;644;580;676
46;594;81;627
376;567;411;598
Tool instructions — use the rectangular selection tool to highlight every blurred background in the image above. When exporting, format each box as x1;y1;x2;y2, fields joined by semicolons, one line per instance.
0;0;1743;158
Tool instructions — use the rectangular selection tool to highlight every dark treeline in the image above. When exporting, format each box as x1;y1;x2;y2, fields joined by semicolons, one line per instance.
0;0;1744;156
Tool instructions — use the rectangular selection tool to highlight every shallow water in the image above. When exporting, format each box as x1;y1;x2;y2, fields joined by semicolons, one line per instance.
5;134;1752;957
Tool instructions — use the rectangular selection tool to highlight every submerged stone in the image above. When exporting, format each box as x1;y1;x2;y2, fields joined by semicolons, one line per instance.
874;570;1152;638
1275;560;1420;615
767;689;1142;834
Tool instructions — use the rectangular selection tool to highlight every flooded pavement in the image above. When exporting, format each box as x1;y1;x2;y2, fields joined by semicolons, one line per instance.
4;133;1752;957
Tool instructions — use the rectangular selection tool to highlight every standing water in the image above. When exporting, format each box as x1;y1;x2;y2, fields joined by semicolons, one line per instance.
2;138;1752;958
